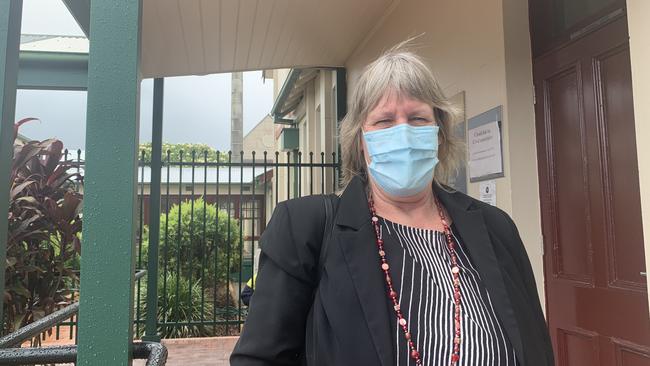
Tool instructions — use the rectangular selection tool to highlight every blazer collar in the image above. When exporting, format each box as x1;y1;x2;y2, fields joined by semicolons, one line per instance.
335;175;372;230
335;175;477;230
335;176;525;365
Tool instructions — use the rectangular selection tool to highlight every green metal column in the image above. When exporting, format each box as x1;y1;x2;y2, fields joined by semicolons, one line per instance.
0;0;23;330
143;77;163;342
77;1;142;365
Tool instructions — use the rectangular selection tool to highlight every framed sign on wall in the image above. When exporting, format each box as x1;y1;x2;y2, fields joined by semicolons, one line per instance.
467;106;504;182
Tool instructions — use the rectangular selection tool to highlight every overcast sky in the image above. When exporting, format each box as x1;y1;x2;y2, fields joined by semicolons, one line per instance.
15;0;274;152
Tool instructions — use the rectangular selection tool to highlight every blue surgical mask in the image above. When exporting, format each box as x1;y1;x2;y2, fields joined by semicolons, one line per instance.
363;124;439;197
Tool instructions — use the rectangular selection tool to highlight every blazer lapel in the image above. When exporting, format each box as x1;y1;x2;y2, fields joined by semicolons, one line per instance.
335;177;394;366
434;185;525;363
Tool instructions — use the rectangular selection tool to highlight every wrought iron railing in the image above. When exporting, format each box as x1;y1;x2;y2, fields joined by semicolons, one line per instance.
55;149;340;340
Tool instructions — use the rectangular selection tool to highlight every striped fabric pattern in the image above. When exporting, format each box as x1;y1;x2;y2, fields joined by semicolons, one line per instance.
381;218;518;366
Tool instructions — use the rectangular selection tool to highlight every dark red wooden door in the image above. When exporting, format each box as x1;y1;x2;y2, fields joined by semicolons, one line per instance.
534;15;650;365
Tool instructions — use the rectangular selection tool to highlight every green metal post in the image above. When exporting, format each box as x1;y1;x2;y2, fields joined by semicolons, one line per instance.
143;78;163;342
77;1;142;365
0;0;22;331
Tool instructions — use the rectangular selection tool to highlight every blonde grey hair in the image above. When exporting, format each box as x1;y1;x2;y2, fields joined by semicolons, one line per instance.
338;41;463;192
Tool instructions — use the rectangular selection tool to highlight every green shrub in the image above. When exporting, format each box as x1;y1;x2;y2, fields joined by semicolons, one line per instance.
141;198;241;284
137;272;214;338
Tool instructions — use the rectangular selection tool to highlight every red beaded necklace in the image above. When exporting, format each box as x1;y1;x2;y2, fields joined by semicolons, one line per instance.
368;195;462;366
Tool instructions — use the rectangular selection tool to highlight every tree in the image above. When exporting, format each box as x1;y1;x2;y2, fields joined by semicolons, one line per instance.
138;142;233;163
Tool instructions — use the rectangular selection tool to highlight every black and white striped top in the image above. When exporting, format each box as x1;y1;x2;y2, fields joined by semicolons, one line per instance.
380;217;518;366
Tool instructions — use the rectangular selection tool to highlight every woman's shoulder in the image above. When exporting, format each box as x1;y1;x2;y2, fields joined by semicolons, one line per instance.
261;194;339;283
282;193;339;210
276;194;339;225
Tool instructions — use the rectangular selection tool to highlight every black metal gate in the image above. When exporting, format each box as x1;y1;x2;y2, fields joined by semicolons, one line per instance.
134;150;340;338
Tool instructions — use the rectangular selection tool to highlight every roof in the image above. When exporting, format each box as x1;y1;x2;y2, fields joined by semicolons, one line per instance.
31;1;398;77
20;34;89;53
15;133;31;144
58;151;270;185
271;68;320;123
139;0;396;77
138;166;272;184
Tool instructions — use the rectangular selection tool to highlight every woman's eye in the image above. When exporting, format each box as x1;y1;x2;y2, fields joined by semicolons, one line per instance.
411;117;431;124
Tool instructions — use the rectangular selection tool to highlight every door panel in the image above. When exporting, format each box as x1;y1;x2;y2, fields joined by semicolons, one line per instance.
594;45;646;290
613;339;650;366
545;64;595;285
556;328;600;365
534;15;650;366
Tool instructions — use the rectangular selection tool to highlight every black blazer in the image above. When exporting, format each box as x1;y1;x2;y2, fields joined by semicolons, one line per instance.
231;176;554;366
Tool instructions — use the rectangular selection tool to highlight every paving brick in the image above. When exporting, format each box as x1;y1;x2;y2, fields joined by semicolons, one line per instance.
133;336;239;366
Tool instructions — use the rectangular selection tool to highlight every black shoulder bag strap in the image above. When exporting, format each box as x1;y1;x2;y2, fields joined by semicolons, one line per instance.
304;195;335;365
317;194;334;283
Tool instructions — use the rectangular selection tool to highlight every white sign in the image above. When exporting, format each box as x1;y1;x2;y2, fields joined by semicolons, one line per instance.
479;180;497;206
468;120;503;180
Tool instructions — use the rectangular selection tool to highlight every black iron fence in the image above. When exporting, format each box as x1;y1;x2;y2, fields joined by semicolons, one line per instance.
38;149;339;343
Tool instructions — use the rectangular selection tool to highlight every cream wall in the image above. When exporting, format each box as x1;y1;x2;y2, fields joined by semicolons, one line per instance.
626;0;650;309
273;69;291;100
243;115;275;160
345;0;546;306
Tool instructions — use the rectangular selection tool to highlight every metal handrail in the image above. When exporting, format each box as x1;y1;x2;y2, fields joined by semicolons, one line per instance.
0;270;147;348
0;341;167;365
0;303;79;348
0;270;165;364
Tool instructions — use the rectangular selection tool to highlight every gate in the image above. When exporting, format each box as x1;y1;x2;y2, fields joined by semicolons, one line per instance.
133;150;340;338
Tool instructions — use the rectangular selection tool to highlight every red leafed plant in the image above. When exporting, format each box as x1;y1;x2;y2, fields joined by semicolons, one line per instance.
4;118;83;338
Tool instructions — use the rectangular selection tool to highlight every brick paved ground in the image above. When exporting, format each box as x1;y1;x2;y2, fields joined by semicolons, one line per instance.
133;336;239;366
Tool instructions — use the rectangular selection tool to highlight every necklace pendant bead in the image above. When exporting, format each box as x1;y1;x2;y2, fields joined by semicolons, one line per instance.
399;318;407;326
451;266;460;274
410;350;420;360
381;263;389;270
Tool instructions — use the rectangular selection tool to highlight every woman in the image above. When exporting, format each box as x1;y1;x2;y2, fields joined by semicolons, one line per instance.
230;46;554;366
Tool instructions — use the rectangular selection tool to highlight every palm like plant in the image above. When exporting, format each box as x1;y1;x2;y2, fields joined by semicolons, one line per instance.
5;118;83;337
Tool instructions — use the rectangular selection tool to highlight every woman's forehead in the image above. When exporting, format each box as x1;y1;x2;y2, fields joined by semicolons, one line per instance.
369;91;433;113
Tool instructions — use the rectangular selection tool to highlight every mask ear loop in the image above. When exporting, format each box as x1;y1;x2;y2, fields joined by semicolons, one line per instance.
357;132;370;183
